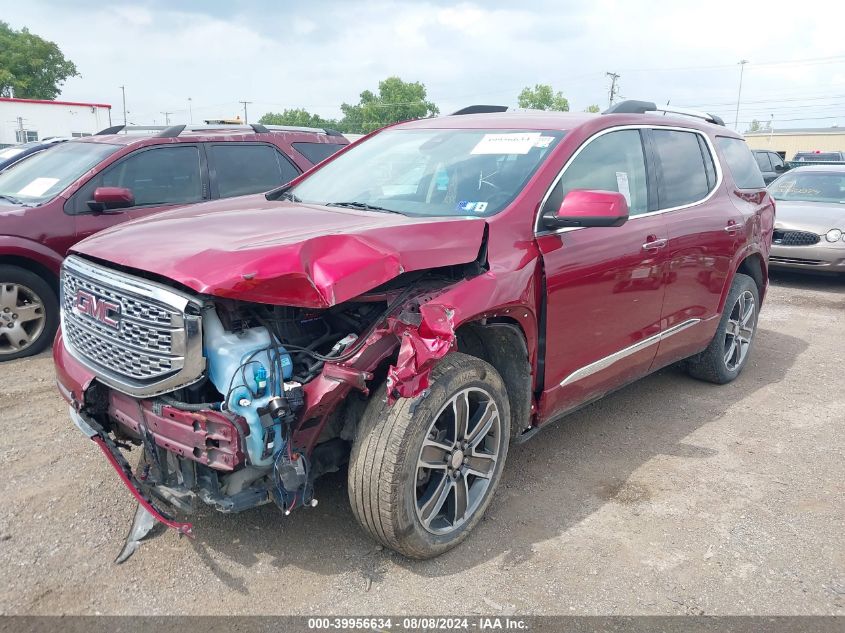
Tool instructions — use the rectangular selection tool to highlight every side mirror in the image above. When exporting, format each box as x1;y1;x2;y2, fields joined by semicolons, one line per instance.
88;186;134;212
774;164;785;172
542;189;629;229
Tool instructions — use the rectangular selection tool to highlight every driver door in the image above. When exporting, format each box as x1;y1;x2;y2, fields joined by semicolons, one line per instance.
535;128;669;423
70;145;208;245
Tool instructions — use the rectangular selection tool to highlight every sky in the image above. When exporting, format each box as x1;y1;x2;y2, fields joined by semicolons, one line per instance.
4;0;845;132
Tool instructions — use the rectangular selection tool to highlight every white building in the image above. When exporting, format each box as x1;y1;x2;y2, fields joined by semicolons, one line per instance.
0;97;113;147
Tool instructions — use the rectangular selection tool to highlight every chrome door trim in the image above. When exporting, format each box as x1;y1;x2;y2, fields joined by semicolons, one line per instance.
559;318;701;387
535;124;724;237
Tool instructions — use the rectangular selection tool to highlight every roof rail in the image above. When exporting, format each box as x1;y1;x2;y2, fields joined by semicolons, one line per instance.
603;100;725;126
96;124;171;135
158;124;186;138
451;105;509;116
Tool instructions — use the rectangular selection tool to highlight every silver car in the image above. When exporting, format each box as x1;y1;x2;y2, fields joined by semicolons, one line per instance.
768;165;845;274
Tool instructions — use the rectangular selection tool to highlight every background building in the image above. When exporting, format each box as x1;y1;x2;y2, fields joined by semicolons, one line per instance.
0;97;112;147
744;127;845;160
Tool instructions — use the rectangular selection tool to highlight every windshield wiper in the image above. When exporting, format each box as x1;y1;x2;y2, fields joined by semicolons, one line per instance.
326;201;402;214
0;194;25;205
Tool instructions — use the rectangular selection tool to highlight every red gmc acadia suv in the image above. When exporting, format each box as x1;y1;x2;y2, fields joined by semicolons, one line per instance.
53;101;773;559
0;123;348;360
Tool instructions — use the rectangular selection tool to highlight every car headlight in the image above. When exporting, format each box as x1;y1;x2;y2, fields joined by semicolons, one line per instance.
825;229;843;242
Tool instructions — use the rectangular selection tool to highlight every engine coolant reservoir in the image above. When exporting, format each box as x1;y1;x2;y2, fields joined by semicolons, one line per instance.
202;306;293;466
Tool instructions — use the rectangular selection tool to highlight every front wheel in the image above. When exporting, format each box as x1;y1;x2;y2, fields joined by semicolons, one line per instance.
0;266;58;362
348;353;511;559
686;272;760;384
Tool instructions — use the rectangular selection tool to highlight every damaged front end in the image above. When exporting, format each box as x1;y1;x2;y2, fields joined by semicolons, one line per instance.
56;249;476;556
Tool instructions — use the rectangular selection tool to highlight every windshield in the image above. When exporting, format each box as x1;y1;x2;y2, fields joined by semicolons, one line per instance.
769;172;845;204
0;141;121;205
290;128;564;217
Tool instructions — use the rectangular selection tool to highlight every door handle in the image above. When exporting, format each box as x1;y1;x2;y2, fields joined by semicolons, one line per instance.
642;238;668;250
724;222;741;233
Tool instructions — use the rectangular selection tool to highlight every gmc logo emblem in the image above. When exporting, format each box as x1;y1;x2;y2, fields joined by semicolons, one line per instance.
75;290;121;329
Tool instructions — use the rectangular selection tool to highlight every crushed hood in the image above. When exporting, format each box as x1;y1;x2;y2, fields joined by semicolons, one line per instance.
73;195;487;308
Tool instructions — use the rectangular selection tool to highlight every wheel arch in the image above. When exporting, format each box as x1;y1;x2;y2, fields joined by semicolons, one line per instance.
720;250;767;313
454;317;533;437
0;254;60;294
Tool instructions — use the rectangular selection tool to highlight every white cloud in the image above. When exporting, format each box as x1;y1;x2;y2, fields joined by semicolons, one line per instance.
3;0;844;129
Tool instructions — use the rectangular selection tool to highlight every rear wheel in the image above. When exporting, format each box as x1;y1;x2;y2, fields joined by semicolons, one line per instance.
348;353;510;559
0;266;58;361
686;272;759;384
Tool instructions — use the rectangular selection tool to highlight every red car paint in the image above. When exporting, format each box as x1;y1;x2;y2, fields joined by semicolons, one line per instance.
1;128;347;281
54;110;773;532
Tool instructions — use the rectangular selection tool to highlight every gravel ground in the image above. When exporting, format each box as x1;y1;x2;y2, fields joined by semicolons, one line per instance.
0;271;843;616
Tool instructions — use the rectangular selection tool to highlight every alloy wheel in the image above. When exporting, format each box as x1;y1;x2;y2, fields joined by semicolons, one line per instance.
0;283;47;356
724;289;755;372
415;387;502;535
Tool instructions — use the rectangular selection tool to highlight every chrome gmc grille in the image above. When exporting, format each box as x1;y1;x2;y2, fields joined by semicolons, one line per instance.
61;255;205;397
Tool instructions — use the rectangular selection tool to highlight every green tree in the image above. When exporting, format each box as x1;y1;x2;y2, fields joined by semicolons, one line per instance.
517;84;569;111
746;119;762;133
0;21;79;99
258;108;339;129
584;104;601;113
339;76;439;134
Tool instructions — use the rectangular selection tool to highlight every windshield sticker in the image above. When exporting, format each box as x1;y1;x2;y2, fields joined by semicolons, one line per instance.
471;132;541;155
17;177;59;197
456;200;489;213
0;148;25;159
535;135;554;149
435;168;449;191
615;171;631;206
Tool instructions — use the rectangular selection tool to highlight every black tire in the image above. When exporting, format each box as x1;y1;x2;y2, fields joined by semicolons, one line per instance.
0;265;59;361
686;273;760;384
348;352;511;559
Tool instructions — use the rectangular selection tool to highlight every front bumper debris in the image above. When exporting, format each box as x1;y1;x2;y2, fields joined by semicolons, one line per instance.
69;406;194;541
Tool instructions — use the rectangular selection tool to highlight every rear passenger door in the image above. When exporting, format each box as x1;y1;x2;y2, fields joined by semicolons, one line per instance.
648;127;742;367
206;143;300;199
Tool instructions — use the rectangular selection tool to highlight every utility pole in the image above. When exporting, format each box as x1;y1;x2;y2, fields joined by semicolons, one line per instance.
239;100;252;124
606;72;620;108
188;97;193;124
119;85;127;126
734;59;749;130
160;111;172;125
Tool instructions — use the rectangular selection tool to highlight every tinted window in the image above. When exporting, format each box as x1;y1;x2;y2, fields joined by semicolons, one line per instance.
292;142;346;164
794;152;843;162
652;130;712;208
717;137;765;189
210;144;299;198
754;152;772;172
103;146;202;206
542;129;648;218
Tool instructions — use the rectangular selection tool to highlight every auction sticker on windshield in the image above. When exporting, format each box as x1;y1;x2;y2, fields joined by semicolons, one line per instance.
471;132;541;155
17;177;59;197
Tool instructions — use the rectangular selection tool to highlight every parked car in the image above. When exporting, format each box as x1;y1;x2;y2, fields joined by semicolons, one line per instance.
792;150;845;163
767;165;845;274
752;149;787;184
0;123;348;360
0;137;69;172
54;101;773;559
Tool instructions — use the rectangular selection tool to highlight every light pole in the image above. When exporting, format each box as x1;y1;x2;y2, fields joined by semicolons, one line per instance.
188;97;193;124
119;85;127;126
734;60;748;130
239;100;252;125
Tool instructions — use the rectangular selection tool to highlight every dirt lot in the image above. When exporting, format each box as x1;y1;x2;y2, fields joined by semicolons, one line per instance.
0;271;843;616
